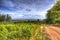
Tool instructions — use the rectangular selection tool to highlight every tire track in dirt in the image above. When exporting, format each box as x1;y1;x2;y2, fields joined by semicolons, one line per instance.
45;26;60;40
48;26;60;34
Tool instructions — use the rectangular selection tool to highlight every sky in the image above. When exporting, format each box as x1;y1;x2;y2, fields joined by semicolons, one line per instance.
0;0;56;20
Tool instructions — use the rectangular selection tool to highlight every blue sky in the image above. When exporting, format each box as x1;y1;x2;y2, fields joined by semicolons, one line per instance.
0;0;56;20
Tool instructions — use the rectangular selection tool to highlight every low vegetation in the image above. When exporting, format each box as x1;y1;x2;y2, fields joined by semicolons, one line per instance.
0;23;45;40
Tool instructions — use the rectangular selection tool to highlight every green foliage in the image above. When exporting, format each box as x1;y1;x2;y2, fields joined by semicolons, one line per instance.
46;0;60;24
51;0;60;11
0;23;44;40
0;14;11;22
7;31;18;40
0;26;8;40
0;15;5;21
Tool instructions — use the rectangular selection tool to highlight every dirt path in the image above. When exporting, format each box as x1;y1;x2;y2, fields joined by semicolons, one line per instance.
45;25;60;40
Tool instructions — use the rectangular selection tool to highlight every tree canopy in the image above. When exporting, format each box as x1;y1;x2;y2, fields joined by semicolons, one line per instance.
46;0;60;24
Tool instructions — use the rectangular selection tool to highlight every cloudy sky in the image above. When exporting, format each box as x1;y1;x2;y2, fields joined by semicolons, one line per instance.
0;0;56;20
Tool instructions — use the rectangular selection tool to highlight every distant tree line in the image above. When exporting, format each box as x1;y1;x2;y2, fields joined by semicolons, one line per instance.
13;19;42;24
0;14;11;22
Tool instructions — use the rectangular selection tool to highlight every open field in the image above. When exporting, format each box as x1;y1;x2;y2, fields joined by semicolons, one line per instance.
0;23;45;40
0;23;60;40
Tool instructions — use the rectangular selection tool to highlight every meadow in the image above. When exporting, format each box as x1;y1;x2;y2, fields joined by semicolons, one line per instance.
0;23;45;40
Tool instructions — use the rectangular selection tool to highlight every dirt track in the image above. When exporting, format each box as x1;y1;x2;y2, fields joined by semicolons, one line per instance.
45;25;60;40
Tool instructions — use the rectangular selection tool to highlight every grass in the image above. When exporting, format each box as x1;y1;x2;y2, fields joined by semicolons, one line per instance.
0;23;45;40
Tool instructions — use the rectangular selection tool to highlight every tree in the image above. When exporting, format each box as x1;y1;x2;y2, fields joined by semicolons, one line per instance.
0;15;5;22
0;14;11;22
46;0;60;24
5;14;11;21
